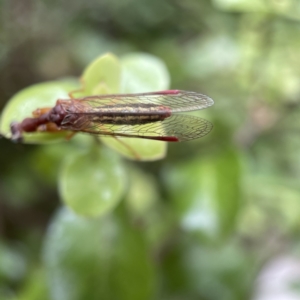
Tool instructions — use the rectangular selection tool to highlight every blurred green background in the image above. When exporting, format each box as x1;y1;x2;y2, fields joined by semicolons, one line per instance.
2;0;300;299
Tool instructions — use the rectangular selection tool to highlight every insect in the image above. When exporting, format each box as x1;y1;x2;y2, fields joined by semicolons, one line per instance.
10;90;214;143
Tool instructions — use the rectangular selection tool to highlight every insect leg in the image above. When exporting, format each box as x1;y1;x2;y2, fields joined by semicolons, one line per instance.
97;125;141;160
112;136;141;160
68;78;85;99
36;122;61;132
65;132;77;140
32;107;52;117
80;125;141;160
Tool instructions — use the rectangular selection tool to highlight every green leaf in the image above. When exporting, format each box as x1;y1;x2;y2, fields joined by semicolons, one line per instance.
125;166;159;218
29;142;78;185
101;137;167;161
73;52;167;161
43;207;155;300
0;80;79;143
164;147;241;239
59;146;126;217
120;53;170;93
78;53;121;96
100;53;170;161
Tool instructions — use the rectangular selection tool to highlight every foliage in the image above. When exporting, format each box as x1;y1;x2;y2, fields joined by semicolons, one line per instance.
1;0;300;299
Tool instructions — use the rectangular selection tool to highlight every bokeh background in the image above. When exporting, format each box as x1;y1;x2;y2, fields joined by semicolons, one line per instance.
2;0;300;299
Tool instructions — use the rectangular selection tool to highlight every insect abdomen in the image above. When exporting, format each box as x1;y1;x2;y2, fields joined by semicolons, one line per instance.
93;104;171;125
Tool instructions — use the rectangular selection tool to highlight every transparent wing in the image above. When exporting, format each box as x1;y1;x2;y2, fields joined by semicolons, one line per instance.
63;90;214;113
62;114;213;142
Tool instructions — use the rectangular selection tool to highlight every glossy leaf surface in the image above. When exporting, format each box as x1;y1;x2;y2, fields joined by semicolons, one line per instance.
59;147;126;217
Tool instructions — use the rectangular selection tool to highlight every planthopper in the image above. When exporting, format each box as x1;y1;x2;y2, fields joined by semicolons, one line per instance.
9;90;214;143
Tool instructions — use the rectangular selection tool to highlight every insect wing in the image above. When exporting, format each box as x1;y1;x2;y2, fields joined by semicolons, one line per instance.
66;90;214;113
66;114;213;142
